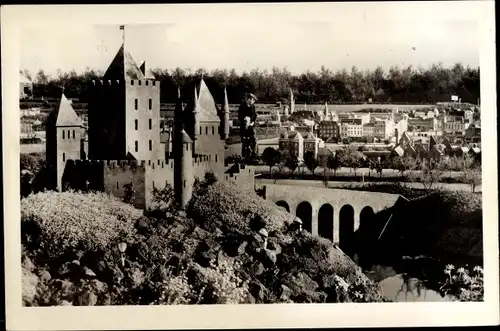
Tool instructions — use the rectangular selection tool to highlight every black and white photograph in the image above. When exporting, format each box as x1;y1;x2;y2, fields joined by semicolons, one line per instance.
3;1;498;330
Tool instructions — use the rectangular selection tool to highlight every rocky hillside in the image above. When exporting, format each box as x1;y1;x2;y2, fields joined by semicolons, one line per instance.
21;175;387;306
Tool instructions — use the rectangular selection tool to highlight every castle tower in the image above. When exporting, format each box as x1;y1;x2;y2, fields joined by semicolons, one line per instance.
173;87;194;209
182;77;224;177
284;105;289;117
276;109;281;123
45;92;84;191
221;86;230;140
88;32;162;161
290;88;295;114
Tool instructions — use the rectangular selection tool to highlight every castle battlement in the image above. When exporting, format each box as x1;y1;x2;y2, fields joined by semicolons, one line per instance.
91;80;122;86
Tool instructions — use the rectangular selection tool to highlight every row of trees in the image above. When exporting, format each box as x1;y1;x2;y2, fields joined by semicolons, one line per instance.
22;62;479;104
230;146;481;192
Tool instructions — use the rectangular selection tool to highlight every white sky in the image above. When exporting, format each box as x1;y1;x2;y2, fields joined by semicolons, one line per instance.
17;2;482;77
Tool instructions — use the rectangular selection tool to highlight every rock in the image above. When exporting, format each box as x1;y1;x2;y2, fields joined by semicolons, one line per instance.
22;268;39;305
237;241;248;255
252;233;265;245
279;284;291;301
250;261;265;276
37;269;52;282
266;238;282;254
192;227;208;240
136;216;149;230
249;281;267;302
58;262;76;276
89;279;108;293
177;210;187;218
71;260;80;266
22;256;35;272
262;249;277;267
76;291;98;306
245;293;256;304
296;272;319;292
258;228;268;238
84;267;97;277
53;279;74;297
321;274;338;289
59;300;73;306
157;225;168;236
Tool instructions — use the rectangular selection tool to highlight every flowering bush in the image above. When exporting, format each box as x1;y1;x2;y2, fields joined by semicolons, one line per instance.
21;191;142;258
194;259;250;304
440;264;483;301
188;180;289;234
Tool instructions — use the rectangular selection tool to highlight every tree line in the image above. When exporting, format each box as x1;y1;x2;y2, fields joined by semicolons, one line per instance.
22;62;479;105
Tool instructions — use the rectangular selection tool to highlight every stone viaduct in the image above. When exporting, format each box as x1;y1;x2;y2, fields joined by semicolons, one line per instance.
262;184;401;253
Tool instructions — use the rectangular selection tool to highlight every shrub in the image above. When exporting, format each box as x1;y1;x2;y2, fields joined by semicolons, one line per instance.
21;191;142;258
440;265;484;301
187;180;289;234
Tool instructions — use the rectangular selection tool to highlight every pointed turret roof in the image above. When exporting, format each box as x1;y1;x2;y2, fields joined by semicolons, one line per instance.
223;86;229;113
183;78;220;122
47;93;83;127
103;43;145;81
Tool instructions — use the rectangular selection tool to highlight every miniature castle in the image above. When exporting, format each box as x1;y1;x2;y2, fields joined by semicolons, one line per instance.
46;42;254;210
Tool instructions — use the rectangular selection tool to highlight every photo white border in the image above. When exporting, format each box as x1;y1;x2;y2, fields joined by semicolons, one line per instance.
2;2;498;330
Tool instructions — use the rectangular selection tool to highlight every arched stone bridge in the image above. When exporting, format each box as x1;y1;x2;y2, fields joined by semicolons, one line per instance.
262;184;401;252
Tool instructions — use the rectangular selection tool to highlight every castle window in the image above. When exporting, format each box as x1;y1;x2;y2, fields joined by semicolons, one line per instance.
152;81;156;86
135;99;138;110
62;153;65;161
62;130;65;139
206;127;208;135
149;119;152;130
200;127;202;135
68;130;70;138
138;80;141;86
149;99;152;110
146;81;149;86
72;130;75;139
131;80;134;85
135;119;138;130
215;155;218;162
149;140;152;151
135;141;138;152
183;180;186;188
153;181;155;189
185;144;189;151
148;160;151;165
117;182;119;190
212;126;215;135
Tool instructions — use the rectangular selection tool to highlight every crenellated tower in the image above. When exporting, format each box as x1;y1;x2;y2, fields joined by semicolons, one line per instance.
88;39;162;161
45;92;85;191
173;89;194;208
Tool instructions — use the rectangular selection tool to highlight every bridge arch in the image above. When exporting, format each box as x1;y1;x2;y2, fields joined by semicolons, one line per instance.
360;206;375;230
318;203;334;241
339;204;355;256
296;201;313;233
275;200;290;212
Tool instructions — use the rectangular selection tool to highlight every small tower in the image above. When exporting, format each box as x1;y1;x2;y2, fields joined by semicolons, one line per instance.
284;105;289;117
276;109;281;123
290;88;295;114
221;86;230;140
174;129;194;210
192;86;200;142
45;92;84;191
